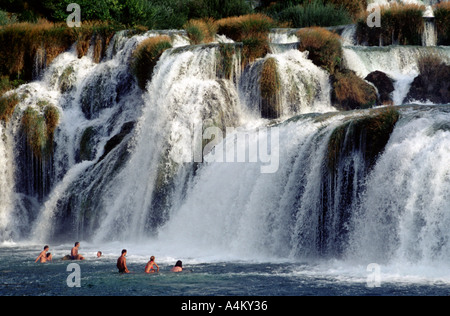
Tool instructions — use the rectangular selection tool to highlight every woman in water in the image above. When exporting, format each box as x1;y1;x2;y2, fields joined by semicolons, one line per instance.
171;260;183;272
145;256;159;273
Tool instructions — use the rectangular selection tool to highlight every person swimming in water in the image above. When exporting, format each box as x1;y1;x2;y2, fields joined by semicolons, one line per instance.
145;256;159;274
35;245;52;263
117;249;130;273
171;260;183;272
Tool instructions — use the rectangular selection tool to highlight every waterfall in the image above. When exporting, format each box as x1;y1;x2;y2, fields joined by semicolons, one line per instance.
0;124;15;240
156;106;450;263
422;18;437;47
0;25;449;267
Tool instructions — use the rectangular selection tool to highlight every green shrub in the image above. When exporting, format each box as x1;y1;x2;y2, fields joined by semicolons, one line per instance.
277;1;352;28
131;36;173;90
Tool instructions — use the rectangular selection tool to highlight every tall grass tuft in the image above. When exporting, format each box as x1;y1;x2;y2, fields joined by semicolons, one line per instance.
356;3;425;46
216;14;276;66
21;107;48;158
0;93;19;123
434;2;450;45
297;27;342;75
20;104;60;159
184;18;218;44
131;36;173;90
260;57;281;119
332;69;377;111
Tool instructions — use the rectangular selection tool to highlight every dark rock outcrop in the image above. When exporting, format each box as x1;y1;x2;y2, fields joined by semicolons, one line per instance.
365;71;395;105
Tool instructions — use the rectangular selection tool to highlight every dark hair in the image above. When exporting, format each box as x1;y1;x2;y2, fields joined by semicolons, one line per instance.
44;245;49;250
121;249;127;254
175;260;182;268
75;242;79;246
46;253;51;258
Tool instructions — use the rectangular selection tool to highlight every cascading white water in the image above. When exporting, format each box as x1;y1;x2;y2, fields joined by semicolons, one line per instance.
154;106;450;265
423;19;437;46
348;106;450;265
0;123;15;240
343;46;450;104
240;50;335;118
92;45;245;242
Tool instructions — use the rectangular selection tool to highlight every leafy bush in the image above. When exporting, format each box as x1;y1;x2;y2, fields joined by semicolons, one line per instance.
297;27;343;75
187;0;252;20
131;36;173;90
329;0;367;18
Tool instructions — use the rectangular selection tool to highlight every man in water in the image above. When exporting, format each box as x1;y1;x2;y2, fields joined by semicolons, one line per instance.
71;242;85;260
117;249;130;273
35;245;52;263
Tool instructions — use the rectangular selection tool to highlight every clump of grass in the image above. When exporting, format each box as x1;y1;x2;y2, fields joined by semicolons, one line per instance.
21;107;48;158
332;69;377;111
0;93;19;123
44;105;60;138
216;13;276;66
356;3;425;46
184;18;217;45
260;57;281;119
406;53;450;104
71;21;119;62
21;105;60;158
216;43;237;80
434;2;450;45
0;20;75;81
216;14;275;41
131;35;173;90
327;106;400;171
297;27;343;75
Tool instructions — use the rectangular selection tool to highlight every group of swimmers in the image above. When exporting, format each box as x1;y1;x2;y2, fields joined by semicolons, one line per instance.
35;242;183;273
